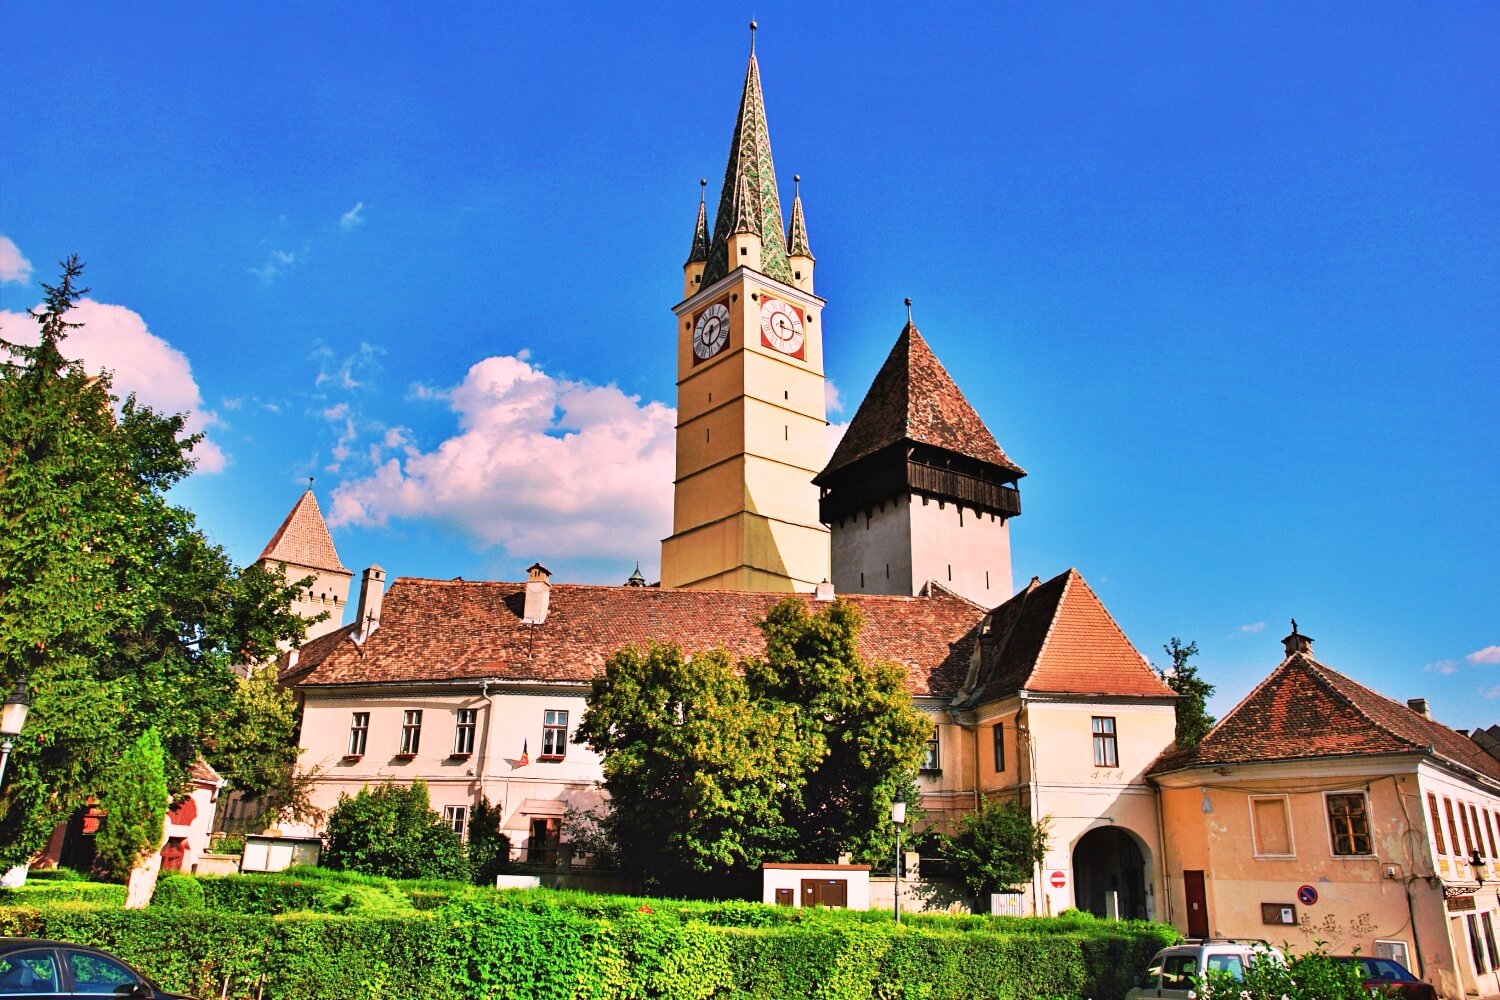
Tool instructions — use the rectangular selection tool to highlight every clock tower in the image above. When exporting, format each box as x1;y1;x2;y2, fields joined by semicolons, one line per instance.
660;31;831;592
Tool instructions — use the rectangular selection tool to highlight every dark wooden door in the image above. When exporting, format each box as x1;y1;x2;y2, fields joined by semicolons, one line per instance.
160;837;186;872
800;878;848;908
1183;870;1209;938
774;888;793;906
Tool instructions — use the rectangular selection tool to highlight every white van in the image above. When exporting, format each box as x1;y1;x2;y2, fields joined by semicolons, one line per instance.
1125;940;1287;999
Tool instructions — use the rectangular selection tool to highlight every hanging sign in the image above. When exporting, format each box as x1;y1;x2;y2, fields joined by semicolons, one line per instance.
1297;884;1319;906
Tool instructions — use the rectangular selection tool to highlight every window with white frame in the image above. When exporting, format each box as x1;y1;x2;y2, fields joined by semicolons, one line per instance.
541;710;568;759
453;708;477;756
1327;792;1373;856
399;709;423;755
443;805;468;840
347;712;369;756
1428;793;1448;856
1250;795;1294;857
921;723;940;772
1092;716;1118;768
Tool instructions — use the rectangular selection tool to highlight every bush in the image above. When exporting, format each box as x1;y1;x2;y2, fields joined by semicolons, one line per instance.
941;799;1050;898
0;886;1177;999
0;881;126;907
26;866;87;882
323;780;471;882
94;729;169;880
150;872;205;909
1198;942;1372;999
465;796;510;886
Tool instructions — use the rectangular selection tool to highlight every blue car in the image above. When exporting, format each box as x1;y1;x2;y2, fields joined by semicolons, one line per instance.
0;939;197;998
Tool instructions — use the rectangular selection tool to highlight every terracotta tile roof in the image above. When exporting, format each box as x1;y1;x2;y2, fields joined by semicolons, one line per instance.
1150;652;1500;783
293;578;984;698
819;324;1025;481
258;491;350;575
190;757;222;785
278;622;359;685
958;568;1174;704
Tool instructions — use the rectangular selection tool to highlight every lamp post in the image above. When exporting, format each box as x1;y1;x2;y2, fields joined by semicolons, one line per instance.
892;786;907;924
0;677;31;788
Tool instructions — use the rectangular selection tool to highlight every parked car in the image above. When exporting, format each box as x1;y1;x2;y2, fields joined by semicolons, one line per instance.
1330;956;1437;999
0;938;198;998
1126;939;1287;999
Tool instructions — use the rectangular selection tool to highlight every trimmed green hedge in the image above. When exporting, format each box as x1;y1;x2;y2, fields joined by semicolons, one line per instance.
0;881;126;907
0;890;1177;1000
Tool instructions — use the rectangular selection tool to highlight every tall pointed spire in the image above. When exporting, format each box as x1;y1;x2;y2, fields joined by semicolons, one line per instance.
787;174;813;259
686;179;709;264
701;33;793;287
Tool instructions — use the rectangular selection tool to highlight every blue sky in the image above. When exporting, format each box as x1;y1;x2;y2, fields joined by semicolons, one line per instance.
1;3;1495;726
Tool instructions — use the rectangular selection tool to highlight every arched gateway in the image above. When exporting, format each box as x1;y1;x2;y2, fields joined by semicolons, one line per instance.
1072;826;1150;920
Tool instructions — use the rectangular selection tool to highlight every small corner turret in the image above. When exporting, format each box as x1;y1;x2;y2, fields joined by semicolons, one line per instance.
684;179;709;299
787;174;814;294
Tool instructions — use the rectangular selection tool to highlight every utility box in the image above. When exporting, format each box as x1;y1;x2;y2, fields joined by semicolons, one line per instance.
761;863;871;910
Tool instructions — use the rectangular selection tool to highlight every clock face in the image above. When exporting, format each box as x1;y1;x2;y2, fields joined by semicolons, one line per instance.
693;302;730;362
759;298;805;358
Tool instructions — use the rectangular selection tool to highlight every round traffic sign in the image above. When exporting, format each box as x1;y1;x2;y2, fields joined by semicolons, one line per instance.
1049;870;1067;889
1297;884;1318;906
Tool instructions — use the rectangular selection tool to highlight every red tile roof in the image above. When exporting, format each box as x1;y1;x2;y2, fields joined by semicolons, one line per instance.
959;569;1174;703
279;622;359;685
190;757;222;785
292;578;985;697
820;323;1024;480
258;491;350;575
1150;652;1500;783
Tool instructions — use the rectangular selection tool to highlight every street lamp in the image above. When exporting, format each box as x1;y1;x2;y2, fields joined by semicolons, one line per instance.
0;677;31;788
892;786;907;924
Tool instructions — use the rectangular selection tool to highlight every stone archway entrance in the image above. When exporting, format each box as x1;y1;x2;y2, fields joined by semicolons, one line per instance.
1072;826;1148;919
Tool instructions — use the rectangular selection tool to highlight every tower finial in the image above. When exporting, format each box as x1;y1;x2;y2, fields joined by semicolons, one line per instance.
307;475;315;492
904;297;913;325
700;178;707;204
750;19;757;54
1290;617;1298;635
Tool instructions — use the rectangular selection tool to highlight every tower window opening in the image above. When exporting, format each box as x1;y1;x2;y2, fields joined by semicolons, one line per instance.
740;247;748;256
784;390;789;399
959;509;964;527
948;564;952;581
885;563;890;579
708;392;712;402
986;571;990;589
795;270;802;280
860;572;865;587
695;275;701;284
784;425;788;440
706;428;710;442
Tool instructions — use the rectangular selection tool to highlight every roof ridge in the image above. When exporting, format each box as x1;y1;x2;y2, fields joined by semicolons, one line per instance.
1302;657;1429;752
1023;569;1075;690
1064;571;1159;677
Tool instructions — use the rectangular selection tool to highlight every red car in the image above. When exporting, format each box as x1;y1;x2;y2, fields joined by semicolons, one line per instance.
1331;956;1436;999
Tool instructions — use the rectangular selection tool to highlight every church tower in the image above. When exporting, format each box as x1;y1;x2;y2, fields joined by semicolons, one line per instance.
257;488;353;642
660;28;831;592
815;320;1024;607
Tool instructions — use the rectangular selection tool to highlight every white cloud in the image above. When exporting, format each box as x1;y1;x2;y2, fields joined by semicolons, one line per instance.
249;249;297;283
1469;646;1500;666
339;202;365;231
314;342;383;391
0;236;32;284
826;420;849;458
1238;622;1267;634
824;378;843;415
329;354;674;562
1425;660;1459;676
1483;686;1500;700
0;299;225;473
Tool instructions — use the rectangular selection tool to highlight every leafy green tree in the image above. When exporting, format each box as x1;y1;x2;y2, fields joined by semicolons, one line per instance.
1157;637;1216;748
466;796;511;886
577;598;931;889
1198;943;1371;999
207;659;300;802
744;598;933;864
322;780;471;881
93;729;168;879
941;798;1049;898
0;258;309;867
576;642;811;891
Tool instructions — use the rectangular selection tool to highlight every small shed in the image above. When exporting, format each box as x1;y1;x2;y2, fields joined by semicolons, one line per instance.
761;863;871;910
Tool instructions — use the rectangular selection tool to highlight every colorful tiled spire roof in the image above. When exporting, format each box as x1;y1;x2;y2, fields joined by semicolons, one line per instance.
787;174;812;259
258;490;350;575
701;52;793;287
686;180;709;265
820;323;1025;480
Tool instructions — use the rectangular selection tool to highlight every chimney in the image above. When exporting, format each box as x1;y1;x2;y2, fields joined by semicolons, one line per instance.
1281;618;1313;658
814;579;835;602
1408;698;1431;719
356;565;386;642
524;562;552;624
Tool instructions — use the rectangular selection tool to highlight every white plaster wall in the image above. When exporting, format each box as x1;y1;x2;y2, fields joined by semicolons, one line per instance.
829;494;1015;607
298;686;605;841
829;501;913;597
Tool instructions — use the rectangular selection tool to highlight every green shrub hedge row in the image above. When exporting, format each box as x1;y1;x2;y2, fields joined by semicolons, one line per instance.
0;881;126;907
0;891;1177;1000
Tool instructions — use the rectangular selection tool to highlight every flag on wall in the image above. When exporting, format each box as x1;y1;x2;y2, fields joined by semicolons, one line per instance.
518;740;529;767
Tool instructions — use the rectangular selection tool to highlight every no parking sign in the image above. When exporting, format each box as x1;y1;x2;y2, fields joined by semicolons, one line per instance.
1297;884;1319;906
